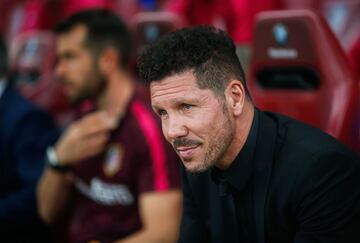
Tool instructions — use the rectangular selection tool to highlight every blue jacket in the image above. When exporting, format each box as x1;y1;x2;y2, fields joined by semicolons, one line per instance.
0;84;59;242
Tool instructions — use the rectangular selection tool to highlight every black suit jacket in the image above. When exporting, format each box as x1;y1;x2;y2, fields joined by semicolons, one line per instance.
178;110;360;243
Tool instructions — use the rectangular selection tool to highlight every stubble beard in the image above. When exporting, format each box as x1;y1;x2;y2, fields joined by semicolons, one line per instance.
69;67;106;106
187;109;234;174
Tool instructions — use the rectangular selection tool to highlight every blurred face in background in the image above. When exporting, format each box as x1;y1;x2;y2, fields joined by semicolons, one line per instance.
55;24;105;105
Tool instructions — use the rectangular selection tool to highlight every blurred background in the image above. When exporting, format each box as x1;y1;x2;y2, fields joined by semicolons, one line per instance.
0;0;359;152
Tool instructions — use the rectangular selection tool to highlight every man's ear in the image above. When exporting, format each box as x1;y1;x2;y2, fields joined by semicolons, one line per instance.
98;47;119;74
224;80;246;116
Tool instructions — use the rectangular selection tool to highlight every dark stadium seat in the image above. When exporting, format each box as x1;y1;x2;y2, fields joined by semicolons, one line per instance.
247;10;360;152
9;30;75;127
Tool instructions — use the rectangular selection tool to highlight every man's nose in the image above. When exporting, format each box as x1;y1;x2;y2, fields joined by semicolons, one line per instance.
165;116;188;140
55;60;65;78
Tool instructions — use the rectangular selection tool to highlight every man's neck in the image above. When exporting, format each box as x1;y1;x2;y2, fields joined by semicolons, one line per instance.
216;102;255;170
96;70;135;122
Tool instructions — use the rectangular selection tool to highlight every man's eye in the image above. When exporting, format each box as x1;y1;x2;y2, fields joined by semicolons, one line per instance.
62;52;76;60
158;109;167;116
182;104;193;110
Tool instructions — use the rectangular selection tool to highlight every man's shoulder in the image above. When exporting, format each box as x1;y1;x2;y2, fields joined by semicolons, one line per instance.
1;86;54;132
127;89;163;142
263;111;360;189
263;111;357;158
2;86;41;115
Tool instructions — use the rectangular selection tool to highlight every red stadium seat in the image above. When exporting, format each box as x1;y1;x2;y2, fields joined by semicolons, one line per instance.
248;10;360;152
131;11;184;57
9;30;75;127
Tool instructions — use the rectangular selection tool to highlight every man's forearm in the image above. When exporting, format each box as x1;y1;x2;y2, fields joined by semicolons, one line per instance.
37;167;73;224
114;227;178;243
114;190;182;243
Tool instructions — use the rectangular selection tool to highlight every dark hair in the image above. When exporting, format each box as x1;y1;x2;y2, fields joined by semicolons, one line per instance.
0;33;7;78
55;9;132;68
138;26;249;98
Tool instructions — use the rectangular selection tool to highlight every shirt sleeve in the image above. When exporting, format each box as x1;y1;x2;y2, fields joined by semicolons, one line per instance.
136;138;181;194
132;101;181;193
293;151;360;243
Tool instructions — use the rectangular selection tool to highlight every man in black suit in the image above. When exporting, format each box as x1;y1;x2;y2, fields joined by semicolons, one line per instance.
0;34;58;242
138;26;360;243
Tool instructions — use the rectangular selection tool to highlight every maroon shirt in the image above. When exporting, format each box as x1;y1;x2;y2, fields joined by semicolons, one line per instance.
63;89;180;243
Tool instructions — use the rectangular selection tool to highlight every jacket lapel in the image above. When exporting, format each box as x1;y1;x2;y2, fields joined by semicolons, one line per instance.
253;111;278;243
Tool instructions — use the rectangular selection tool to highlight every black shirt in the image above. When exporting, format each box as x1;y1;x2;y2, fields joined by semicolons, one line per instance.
211;109;259;243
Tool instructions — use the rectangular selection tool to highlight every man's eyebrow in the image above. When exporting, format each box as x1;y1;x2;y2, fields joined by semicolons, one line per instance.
151;104;161;112
172;96;200;104
151;96;200;111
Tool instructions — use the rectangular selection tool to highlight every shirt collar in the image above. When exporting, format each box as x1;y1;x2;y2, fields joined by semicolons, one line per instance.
0;79;7;100
212;108;259;193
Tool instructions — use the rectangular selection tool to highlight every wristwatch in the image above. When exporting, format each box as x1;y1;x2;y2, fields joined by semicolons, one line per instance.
45;146;71;172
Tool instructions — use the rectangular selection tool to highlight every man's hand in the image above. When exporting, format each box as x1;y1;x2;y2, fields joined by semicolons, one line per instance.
55;111;117;166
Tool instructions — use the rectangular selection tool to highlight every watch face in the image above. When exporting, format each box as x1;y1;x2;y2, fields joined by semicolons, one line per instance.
46;146;71;172
46;146;59;166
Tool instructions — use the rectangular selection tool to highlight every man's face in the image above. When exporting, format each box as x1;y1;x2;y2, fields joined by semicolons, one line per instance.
151;71;235;173
55;25;105;105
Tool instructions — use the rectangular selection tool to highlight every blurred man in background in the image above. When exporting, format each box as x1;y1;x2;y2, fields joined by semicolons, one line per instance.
0;33;58;242
37;9;182;243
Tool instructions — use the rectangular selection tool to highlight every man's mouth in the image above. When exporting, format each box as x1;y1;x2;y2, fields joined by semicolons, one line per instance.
176;144;200;159
61;82;73;94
